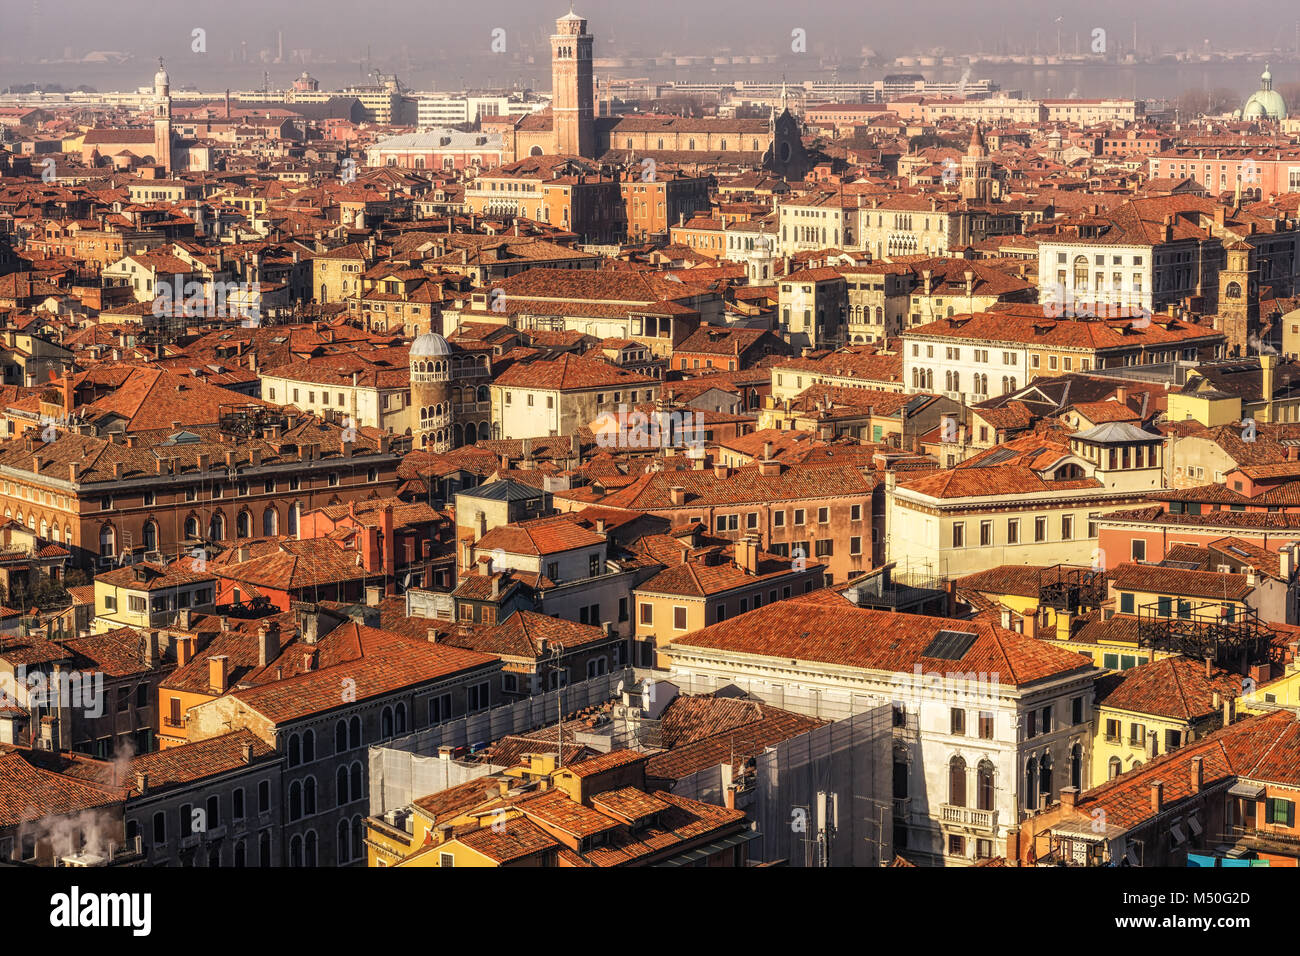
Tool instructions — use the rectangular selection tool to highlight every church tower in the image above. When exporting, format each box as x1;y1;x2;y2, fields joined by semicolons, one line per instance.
961;122;992;202
153;58;172;174
1218;237;1259;356
550;8;595;157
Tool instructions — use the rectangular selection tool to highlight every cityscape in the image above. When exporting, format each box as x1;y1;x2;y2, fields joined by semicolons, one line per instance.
0;0;1297;917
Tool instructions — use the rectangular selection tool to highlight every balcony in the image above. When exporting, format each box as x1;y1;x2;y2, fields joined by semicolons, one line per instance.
940;805;998;832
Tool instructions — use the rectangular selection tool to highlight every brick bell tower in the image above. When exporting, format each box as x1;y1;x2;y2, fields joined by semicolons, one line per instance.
550;7;595;157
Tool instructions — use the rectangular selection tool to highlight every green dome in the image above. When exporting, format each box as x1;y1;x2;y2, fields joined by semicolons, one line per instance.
1242;64;1287;120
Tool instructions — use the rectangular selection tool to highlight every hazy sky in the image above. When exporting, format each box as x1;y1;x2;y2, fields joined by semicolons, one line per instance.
6;0;1300;62
2;0;1299;98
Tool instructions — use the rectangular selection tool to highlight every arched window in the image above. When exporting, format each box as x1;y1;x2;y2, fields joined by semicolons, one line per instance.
352;814;364;860
1225;281;1241;299
348;716;361;749
287;734;301;768
259;830;271;867
381;706;393;738
142;520;157;552
234;840;246;867
336;765;349;802
1039;753;1053;803
948;756;967;807
338;820;352;863
335;720;348;753
185;515;199;539
1024;757;1038;810
209;513;225;541
1070;743;1083;790
289;834;303;867
394;702;407;734
304;776;317;815
349;761;362;802
1108;756;1121;779
262;507;277;536
302;729;315;762
236;511;252;538
288;781;302;821
305;830;317;867
977;760;995;811
99;524;115;557
1073;255;1089;289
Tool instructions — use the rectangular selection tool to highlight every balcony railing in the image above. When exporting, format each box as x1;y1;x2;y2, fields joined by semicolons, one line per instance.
940;805;998;831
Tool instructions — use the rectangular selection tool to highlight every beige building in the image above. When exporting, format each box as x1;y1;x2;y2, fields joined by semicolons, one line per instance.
886;423;1166;577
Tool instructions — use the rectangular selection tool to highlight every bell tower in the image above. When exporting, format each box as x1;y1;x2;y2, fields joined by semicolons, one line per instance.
1218;238;1259;356
153;58;172;174
550;8;595;157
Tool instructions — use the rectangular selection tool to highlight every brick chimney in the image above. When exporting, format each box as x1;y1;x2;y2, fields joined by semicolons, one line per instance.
669;486;686;506
1150;780;1164;815
208;655;229;694
257;624;280;667
1060;786;1079;809
1190;756;1204;793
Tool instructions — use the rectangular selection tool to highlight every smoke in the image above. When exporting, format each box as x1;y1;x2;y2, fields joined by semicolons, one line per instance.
1248;333;1278;356
109;735;137;788
21;806;118;862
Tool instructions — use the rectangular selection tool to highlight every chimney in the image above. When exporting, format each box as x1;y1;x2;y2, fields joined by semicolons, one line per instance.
1150;781;1164;816
175;636;195;667
134;771;148;794
303;649;318;671
758;458;782;476
713;463;731;479
143;630;159;667
1190;756;1204;794
763;441;774;459
1206;655;1214;678
243;742;255;764
1060;786;1079;809
257;624;280;667
208;655;230;695
1224;695;1234;727
669;486;686;506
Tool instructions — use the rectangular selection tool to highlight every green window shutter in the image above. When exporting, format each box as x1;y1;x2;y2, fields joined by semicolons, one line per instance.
1120;592;1134;614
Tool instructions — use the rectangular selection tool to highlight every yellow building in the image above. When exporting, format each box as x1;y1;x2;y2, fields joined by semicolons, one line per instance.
92;561;216;633
1091;655;1241;785
366;749;750;867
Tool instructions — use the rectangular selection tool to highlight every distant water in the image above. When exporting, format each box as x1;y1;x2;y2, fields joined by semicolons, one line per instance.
3;56;1296;103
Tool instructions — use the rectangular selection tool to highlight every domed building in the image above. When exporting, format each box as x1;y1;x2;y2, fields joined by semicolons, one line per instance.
1242;64;1287;122
410;332;453;453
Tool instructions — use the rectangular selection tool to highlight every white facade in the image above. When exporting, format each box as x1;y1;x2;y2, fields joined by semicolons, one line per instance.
663;641;1096;866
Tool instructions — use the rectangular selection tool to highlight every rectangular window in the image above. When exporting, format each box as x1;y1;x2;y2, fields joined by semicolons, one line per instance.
1007;519;1019;545
467;681;490;712
639;603;653;625
1034;516;1047;542
1131;539;1146;562
978;712;994;739
1120;592;1135;614
1268;798;1296;827
1061;515;1073;540
793;509;805;526
673;606;687;630
980;521;992;547
817;507;829;524
950;708;966;736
